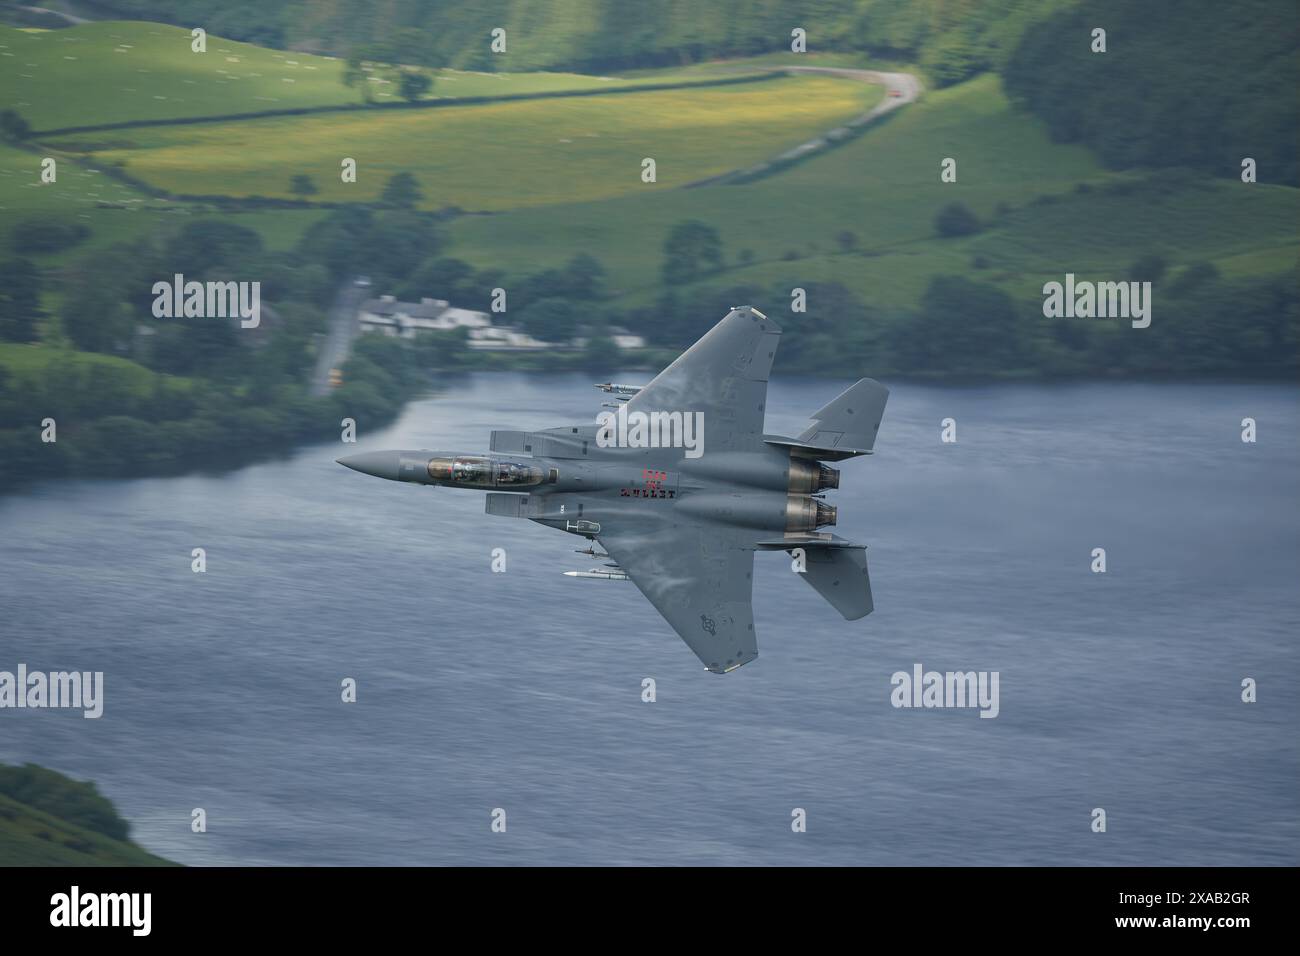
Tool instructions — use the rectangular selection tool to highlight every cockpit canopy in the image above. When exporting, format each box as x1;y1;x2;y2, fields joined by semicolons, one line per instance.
427;456;545;489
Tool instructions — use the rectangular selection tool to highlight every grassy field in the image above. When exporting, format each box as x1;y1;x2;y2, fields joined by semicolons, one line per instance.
445;74;1102;300
0;139;326;268
0;341;187;388
0;792;176;865
51;73;882;210
0;139;167;255
0;21;769;132
443;74;1300;309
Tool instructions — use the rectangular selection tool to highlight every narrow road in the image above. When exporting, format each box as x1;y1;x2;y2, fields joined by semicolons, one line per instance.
687;66;922;187
310;281;367;397
17;5;91;25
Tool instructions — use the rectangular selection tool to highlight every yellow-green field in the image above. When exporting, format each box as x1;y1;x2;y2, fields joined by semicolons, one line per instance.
52;74;882;210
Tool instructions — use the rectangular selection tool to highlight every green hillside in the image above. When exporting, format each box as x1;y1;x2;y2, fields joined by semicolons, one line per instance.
0;21;758;131
447;73;1299;308
0;764;176;866
1;21;362;128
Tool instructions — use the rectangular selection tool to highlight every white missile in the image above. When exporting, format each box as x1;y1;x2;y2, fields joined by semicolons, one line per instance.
594;382;644;396
563;568;630;581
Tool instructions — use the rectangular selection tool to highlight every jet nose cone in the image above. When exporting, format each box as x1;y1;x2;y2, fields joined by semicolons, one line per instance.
336;450;402;482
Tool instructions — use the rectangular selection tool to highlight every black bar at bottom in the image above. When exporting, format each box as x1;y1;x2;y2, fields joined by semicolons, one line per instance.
0;865;1280;941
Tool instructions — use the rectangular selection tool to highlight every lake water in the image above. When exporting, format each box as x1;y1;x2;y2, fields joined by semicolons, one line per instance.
2;375;1297;865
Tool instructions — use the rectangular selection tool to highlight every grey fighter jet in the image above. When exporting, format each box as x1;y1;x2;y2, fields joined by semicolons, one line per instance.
338;306;888;674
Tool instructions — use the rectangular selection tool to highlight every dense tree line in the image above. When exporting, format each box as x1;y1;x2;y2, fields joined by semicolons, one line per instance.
1004;0;1299;185
0;763;133;842
4;169;1296;493
645;266;1299;381
72;0;1070;83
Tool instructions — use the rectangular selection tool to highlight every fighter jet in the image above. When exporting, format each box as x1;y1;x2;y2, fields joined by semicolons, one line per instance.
338;306;888;674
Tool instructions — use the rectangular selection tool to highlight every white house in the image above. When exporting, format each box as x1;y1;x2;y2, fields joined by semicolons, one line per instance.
358;294;647;351
358;296;491;338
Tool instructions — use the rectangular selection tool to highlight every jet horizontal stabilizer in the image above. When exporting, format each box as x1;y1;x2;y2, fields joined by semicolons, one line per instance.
764;437;871;462
767;377;890;460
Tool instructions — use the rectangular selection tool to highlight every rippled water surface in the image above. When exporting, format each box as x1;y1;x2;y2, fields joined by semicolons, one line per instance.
2;376;1296;865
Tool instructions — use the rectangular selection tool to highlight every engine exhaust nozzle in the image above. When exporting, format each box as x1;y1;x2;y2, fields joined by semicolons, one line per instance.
815;500;837;528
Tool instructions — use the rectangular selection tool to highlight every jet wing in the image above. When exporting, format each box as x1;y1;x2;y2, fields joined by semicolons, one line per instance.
625;306;781;454
597;521;757;674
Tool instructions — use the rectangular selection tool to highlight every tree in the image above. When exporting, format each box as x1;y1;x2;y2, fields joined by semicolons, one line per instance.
60;244;148;354
298;206;375;277
561;253;607;300
934;202;981;238
0;110;30;143
342;52;365;90
381;171;424;209
413;327;470;368
1128;253;1168;285
400;257;474;303
516;298;579;344
580;334;621;371
364;210;442;280
289;174;319;197
0;259;42;342
662;220;724;286
12;219;91;255
341;46;388;103
890;276;1022;374
398;72;432;102
836;230;859;253
170;219;264;277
